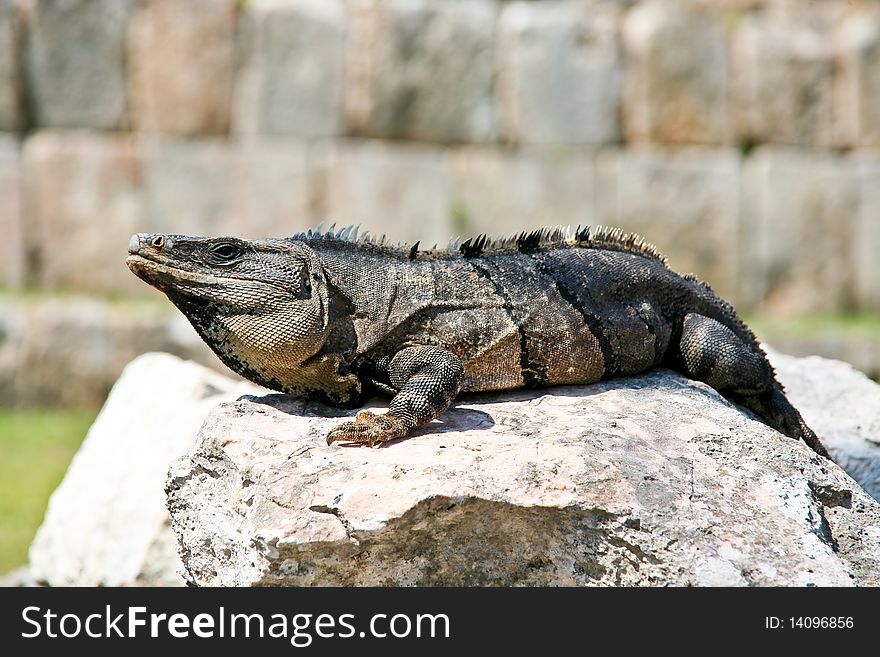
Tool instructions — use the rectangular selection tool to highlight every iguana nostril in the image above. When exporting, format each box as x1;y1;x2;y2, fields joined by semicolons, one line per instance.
151;235;165;249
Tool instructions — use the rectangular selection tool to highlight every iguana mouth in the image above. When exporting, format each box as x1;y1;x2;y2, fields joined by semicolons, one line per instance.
125;254;224;287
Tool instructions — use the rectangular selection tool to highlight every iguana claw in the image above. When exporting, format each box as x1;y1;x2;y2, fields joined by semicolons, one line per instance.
326;411;408;447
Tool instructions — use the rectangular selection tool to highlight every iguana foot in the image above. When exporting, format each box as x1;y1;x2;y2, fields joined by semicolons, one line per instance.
326;411;408;447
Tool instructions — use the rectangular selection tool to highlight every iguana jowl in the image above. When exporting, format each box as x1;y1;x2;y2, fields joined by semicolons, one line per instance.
126;225;829;457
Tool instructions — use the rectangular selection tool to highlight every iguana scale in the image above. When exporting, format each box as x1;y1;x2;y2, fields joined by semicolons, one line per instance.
126;225;829;457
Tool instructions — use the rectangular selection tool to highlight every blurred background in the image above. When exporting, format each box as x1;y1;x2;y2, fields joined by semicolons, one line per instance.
1;0;880;574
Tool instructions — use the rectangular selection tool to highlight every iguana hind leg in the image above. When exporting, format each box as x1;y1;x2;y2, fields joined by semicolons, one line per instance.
326;345;465;447
676;312;829;458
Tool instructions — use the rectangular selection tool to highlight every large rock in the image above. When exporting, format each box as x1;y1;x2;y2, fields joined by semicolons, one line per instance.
496;0;620;145
168;357;880;587
24;0;131;130
345;0;496;143
28;353;266;586
128;0;236;135
768;349;880;502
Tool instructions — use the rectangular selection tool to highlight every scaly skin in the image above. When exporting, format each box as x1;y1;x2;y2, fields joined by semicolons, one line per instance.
126;226;829;458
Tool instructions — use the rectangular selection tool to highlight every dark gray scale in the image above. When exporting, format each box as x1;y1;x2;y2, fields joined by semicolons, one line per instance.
528;247;677;379
473;251;606;387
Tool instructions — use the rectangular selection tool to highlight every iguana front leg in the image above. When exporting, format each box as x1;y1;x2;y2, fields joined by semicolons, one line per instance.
326;346;465;447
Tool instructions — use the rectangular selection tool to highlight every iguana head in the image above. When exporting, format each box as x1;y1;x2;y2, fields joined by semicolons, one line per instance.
127;233;330;386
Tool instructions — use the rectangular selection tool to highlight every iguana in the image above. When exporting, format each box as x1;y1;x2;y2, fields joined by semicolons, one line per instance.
126;225;829;458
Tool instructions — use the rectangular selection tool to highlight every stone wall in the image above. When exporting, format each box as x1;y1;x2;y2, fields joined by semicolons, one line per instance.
2;0;879;405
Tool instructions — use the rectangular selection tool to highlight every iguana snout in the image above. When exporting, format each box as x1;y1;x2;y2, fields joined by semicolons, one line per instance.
128;232;167;255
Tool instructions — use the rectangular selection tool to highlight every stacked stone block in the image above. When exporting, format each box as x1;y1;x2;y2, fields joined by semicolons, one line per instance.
0;1;21;132
127;0;236;135
0;135;21;287
234;0;346;138
345;0;496;144
497;0;621;145
24;0;131;130
622;1;729;145
0;0;879;406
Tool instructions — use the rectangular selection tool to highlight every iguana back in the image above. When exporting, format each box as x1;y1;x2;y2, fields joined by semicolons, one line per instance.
126;225;829;458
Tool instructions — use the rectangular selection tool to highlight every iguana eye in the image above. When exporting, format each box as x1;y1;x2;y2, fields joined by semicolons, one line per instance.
209;242;241;261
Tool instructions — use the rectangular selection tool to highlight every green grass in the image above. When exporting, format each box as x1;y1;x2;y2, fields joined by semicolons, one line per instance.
746;313;880;340
0;409;95;574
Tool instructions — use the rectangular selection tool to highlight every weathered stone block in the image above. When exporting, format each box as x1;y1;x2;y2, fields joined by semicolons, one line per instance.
315;139;452;247
496;0;620;145
29;353;266;586
835;10;880;147
595;148;741;303
25;0;131;130
234;0;346;138
445;147;595;238
128;0;236;135
23;131;145;293
732;14;834;146
854;154;880;311
622;1;729;145
740;148;859;313
345;0;496;143
0;134;21;287
0;2;21;132
141;137;314;239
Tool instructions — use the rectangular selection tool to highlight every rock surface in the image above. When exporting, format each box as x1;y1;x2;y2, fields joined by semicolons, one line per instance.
168;357;880;587
769;349;880;502
28;353;266;586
